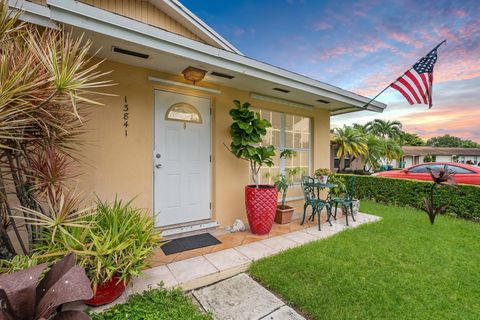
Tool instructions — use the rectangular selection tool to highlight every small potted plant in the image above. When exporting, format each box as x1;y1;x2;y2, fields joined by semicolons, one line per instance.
271;150;301;224
315;168;331;183
228;100;277;235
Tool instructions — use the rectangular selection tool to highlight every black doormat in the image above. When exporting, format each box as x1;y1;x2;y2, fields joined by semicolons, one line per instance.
161;233;221;255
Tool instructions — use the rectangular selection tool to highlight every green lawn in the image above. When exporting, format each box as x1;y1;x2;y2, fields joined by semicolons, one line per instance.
249;201;480;320
90;286;211;320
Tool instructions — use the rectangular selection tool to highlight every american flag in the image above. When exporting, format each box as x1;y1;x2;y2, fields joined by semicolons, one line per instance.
390;45;441;108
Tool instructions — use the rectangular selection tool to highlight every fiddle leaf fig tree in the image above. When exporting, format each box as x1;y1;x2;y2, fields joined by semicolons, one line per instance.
229;100;275;188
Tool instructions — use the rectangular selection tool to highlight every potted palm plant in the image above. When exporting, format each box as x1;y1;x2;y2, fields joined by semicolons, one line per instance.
228;100;277;235
272;150;301;224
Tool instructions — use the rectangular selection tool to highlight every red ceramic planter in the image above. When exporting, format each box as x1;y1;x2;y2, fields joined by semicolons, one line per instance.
245;185;278;235
84;276;127;307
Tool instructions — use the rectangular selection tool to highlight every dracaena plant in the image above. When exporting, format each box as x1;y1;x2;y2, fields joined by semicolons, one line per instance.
422;165;456;224
0;0;112;257
228;100;275;187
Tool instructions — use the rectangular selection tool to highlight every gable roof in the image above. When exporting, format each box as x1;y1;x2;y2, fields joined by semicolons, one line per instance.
402;146;480;156
149;0;242;55
10;0;386;115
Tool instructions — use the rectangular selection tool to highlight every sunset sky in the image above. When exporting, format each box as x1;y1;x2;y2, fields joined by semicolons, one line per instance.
182;0;480;142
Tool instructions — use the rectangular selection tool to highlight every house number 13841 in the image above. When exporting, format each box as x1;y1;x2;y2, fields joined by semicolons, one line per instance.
123;96;129;136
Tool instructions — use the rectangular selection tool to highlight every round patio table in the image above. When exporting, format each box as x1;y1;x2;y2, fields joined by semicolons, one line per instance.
301;181;337;225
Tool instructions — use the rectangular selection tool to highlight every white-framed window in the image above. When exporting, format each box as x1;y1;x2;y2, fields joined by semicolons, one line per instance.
253;108;312;187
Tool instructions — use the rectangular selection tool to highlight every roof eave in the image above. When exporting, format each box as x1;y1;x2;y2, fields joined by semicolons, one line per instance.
25;0;386;114
8;0;57;29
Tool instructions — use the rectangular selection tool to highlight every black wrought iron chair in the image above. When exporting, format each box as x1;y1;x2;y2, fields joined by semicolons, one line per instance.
329;176;356;226
300;176;330;230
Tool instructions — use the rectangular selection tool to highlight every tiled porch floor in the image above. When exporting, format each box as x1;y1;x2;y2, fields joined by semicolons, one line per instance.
147;212;332;267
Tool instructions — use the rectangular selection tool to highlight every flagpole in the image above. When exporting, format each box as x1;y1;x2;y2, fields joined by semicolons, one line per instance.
360;40;447;110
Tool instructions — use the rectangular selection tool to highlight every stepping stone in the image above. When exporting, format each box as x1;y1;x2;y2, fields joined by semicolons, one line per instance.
260;306;305;320
193;273;283;320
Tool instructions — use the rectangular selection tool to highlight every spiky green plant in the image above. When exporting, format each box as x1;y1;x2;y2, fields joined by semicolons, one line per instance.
0;0;112;255
34;197;161;291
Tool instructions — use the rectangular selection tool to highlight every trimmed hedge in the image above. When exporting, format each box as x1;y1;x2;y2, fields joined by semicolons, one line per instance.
340;174;480;221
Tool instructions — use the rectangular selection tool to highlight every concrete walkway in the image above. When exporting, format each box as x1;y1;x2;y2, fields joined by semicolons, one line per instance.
192;273;305;320
129;212;380;293
88;212;381;312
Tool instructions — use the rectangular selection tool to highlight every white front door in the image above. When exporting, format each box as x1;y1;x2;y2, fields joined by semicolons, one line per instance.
154;90;211;227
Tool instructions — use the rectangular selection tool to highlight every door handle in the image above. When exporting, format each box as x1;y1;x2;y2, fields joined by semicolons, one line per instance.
155;164;162;169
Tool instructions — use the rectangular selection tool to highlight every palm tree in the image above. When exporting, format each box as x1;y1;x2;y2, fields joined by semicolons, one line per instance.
363;134;383;171
331;126;368;171
380;139;404;165
366;119;403;140
352;123;369;135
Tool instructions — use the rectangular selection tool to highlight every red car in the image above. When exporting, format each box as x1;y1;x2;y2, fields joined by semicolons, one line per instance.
373;162;480;185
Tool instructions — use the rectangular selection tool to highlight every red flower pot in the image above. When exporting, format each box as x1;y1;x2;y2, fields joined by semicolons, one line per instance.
245;185;278;235
84;276;127;307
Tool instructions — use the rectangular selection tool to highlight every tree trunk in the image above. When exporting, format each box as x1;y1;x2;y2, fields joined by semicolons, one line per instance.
339;153;346;172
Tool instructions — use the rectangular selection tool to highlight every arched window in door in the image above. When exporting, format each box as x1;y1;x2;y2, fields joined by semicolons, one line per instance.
165;102;202;124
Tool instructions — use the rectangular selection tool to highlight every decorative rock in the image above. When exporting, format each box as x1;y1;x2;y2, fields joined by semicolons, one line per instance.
225;219;246;233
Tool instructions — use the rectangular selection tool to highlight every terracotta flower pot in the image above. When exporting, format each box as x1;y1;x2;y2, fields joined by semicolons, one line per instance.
275;205;294;224
84;275;127;307
245;185;278;235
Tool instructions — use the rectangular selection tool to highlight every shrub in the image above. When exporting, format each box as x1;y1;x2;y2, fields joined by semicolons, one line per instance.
0;0;111;257
340;174;480;221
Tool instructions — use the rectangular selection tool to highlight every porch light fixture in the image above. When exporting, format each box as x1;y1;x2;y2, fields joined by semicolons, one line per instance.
182;66;207;84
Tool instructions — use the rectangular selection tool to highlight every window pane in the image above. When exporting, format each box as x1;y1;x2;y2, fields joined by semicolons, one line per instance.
295;117;310;133
301;133;310;149
250;109;311;186
447;165;475;174
408;165;430;173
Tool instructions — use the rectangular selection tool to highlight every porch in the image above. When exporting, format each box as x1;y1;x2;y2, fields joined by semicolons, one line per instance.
128;211;381;297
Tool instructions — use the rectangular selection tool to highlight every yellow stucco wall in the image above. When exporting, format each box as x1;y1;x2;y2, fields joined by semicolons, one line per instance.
79;59;331;228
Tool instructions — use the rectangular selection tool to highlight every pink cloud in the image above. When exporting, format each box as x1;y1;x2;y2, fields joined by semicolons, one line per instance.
387;31;424;48
450;9;467;17
433;26;458;42
354;11;366;17
358;38;397;53
318;46;351;60
399;107;480;142
312;21;332;31
233;27;245;37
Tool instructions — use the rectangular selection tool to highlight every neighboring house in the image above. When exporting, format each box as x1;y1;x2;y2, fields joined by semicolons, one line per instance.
12;0;385;236
330;145;364;172
402;146;480;167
